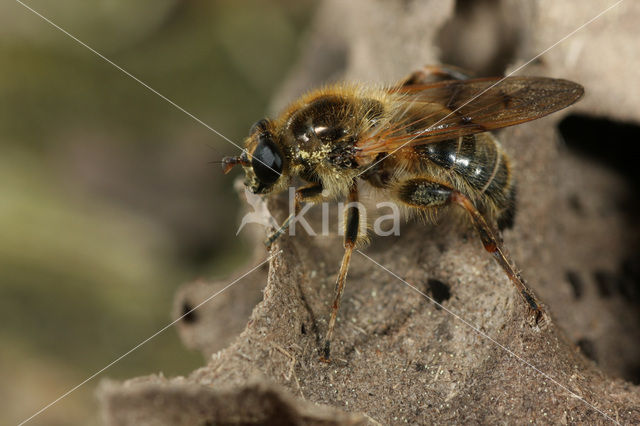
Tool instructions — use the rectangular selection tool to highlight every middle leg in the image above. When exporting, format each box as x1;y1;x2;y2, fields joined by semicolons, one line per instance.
322;181;365;360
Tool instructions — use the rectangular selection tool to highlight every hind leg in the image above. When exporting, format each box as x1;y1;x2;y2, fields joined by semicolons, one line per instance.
396;64;473;88
396;177;544;323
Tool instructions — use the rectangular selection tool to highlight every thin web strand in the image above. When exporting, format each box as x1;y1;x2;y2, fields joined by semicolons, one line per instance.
357;250;619;425
18;251;281;426
15;0;281;177
356;0;624;177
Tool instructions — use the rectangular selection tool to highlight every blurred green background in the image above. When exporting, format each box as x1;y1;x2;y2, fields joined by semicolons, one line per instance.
0;1;315;424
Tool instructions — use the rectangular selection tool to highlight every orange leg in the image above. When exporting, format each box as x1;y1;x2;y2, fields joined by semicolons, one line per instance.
264;183;323;248
450;191;544;323
396;64;473;88
397;178;544;324
322;183;360;360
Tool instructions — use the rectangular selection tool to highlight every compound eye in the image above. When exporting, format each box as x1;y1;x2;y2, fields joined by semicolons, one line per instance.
249;119;269;136
251;133;282;187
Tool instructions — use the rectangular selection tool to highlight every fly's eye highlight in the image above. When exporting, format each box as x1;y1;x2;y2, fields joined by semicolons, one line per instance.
252;133;282;186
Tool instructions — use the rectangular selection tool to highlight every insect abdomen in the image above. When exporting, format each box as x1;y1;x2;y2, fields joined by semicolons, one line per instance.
416;133;515;222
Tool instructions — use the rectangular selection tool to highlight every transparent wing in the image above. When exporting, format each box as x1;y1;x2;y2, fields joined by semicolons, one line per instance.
356;76;583;156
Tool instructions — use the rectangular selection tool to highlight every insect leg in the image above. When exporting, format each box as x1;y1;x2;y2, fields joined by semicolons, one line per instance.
397;64;473;87
449;191;544;323
323;182;361;360
396;178;544;324
264;183;324;247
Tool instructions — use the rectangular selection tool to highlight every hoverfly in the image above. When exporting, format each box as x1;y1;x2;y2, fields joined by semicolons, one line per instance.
222;65;584;359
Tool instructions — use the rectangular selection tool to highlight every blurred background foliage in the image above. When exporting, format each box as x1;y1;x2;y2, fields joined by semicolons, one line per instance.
0;1;316;424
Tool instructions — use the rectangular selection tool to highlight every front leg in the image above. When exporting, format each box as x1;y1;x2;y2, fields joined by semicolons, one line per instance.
264;182;324;248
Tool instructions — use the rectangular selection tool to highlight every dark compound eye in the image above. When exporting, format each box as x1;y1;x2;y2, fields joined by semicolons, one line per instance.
252;133;282;187
249;118;269;136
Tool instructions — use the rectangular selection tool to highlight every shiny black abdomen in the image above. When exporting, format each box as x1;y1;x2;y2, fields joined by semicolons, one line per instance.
415;134;515;219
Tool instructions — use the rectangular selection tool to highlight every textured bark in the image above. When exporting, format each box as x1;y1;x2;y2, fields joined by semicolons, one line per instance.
99;1;640;424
